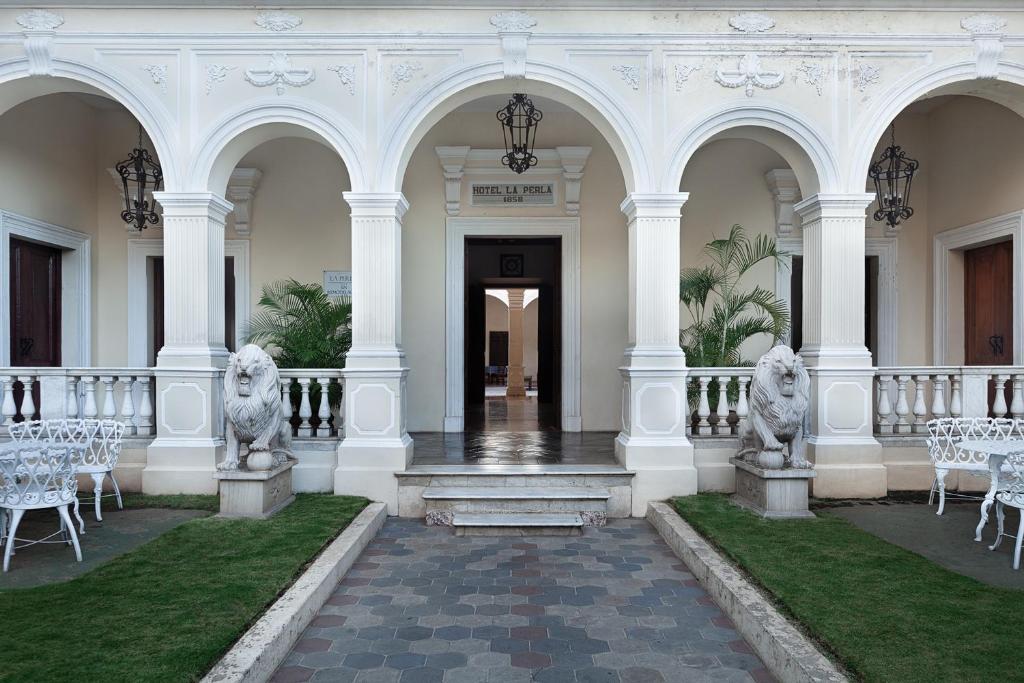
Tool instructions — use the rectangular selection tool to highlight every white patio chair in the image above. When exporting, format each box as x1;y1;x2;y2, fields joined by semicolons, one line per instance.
925;417;1023;515
991;454;1024;570
8;419;126;524
0;441;86;572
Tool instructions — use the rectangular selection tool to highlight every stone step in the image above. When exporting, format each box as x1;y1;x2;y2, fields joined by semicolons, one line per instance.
451;512;587;537
424;486;610;515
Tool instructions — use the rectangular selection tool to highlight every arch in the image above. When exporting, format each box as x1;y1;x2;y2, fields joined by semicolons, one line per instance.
377;60;650;193
848;61;1024;191
0;58;180;189
188;99;367;195
663;103;840;197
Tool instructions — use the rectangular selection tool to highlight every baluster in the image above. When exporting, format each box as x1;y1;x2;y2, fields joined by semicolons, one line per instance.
736;376;750;433
912;375;928;433
317;376;332;437
1;376;16;427
931;374;948;420
99;375;117;420
297;377;313;437
950;375;963;418
280;378;294;435
875;375;893;434
81;376;98;418
66;376;79;418
1011;374;1024;419
715;376;730;435
697;376;712;436
18;375;36;422
137;376;154;436
894;375;911;434
993;374;1010;418
119;375;137;435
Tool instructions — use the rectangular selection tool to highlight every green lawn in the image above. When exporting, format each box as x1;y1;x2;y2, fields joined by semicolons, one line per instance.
673;494;1023;683
1;494;368;683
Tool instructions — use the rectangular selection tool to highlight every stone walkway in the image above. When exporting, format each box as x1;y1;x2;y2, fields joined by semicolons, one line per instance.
273;519;772;683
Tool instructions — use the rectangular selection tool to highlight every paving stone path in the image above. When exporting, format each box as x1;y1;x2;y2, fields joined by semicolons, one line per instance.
273;519;773;683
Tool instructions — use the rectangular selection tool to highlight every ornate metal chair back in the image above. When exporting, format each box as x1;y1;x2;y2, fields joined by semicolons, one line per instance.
0;442;85;510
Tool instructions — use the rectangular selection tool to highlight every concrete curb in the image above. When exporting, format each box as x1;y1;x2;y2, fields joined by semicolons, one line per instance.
646;502;848;683
203;502;388;683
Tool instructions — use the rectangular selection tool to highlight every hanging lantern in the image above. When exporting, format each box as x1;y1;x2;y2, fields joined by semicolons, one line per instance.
497;93;543;174
868;123;919;230
115;124;163;230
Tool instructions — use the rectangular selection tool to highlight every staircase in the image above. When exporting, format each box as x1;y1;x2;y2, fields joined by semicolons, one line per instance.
396;465;634;536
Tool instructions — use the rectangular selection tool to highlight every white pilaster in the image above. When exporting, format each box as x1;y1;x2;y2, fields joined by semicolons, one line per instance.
144;192;233;494
796;193;886;498
336;192;412;513
616;192;696;514
506;288;526;398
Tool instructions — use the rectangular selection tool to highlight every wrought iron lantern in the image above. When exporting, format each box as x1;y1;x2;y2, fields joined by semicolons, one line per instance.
497;93;543;174
868;123;919;230
115;124;163;230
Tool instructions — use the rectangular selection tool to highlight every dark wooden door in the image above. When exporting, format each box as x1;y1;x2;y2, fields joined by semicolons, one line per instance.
152;256;235;363
465;283;486;406
965;241;1013;366
10;238;61;367
488;331;509;366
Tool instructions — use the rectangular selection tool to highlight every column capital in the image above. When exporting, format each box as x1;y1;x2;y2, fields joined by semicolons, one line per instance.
619;192;689;221
343;192;410;220
794;193;874;221
154;191;233;221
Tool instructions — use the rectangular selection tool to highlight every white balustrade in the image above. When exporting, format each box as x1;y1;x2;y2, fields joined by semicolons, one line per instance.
686;368;754;437
278;369;344;440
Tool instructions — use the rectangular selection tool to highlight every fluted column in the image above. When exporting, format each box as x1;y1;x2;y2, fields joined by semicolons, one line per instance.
336;192;412;513
144;192;232;495
506;288;526;399
796;193;885;498
616;193;696;514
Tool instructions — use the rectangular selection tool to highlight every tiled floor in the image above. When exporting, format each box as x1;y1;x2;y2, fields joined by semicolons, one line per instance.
465;397;560;432
410;431;618;466
272;519;773;683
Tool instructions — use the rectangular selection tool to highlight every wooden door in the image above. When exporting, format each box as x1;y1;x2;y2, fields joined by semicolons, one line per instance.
464;283;486;406
965;241;1013;366
10;238;61;367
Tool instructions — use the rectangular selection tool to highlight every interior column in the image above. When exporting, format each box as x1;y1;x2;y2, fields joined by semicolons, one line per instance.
506;288;526;398
144;192;231;494
336;192;412;513
616;193;697;514
796;193;886;498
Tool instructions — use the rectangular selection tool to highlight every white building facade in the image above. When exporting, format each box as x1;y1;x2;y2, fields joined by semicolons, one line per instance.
2;1;1024;515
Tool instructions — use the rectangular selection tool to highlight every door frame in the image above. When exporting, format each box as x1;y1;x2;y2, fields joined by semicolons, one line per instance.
127;238;250;367
0;209;90;366
444;217;581;432
933;210;1024;365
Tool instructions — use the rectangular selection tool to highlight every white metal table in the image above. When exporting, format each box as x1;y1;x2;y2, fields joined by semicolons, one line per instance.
957;438;1024;545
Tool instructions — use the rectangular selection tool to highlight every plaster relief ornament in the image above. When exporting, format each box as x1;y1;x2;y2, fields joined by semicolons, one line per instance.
245;52;315;95
205;64;235;95
961;14;1007;34
796;61;828;96
142;64;168;93
737;345;811;470
255;10;302;32
851;62;881;93
674;63;702;91
328;64;356;95
490;10;537;32
221;344;292;472
728;13;775;33
715;53;784;97
612;64;641;91
390;61;422;94
16;9;63;31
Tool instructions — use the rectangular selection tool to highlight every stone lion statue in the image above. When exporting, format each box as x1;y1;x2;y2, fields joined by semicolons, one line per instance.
220;343;292;472
737;345;811;469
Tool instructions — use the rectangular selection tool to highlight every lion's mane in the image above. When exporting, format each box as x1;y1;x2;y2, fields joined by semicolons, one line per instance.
224;344;282;443
748;346;809;441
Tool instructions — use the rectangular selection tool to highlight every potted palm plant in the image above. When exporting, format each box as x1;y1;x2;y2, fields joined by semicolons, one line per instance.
680;224;789;419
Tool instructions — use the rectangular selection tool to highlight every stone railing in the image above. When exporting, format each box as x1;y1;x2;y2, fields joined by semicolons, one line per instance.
685;367;754;437
278;369;344;439
0;368;155;436
874;366;1024;435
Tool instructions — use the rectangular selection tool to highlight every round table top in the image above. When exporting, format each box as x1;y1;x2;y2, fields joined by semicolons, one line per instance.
957;439;1024;456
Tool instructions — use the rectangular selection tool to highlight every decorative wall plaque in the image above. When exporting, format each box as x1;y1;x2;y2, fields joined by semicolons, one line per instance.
471;182;555;207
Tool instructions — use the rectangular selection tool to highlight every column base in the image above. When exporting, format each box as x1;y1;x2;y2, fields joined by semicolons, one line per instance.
143;437;224;494
615;435;697;516
806;438;886;498
334;435;413;514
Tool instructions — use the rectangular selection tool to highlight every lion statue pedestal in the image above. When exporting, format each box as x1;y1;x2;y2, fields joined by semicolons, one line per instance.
213;344;296;519
730;346;816;519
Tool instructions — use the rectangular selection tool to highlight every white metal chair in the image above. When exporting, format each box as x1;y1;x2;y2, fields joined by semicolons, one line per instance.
0;441;85;572
991;454;1024;570
8;420;126;524
925;417;1022;515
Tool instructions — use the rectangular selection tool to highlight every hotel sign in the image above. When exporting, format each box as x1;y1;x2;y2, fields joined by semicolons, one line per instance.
323;270;352;297
470;182;555;207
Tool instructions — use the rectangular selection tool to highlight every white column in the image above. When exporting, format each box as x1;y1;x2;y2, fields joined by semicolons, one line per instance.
616;193;696;515
144;192;232;495
336;192;412;513
795;193;886;498
506;288;526;399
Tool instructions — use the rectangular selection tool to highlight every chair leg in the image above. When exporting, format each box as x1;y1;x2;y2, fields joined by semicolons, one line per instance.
1014;511;1024;571
111;473;123;509
992;501;1006;551
73;497;85;535
90;472;105;522
56;505;82;563
928;476;937;506
936;470;948;516
3;508;25;572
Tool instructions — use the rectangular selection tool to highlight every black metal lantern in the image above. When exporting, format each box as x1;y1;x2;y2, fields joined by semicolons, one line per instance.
497;93;542;174
868;123;919;229
115;124;163;230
